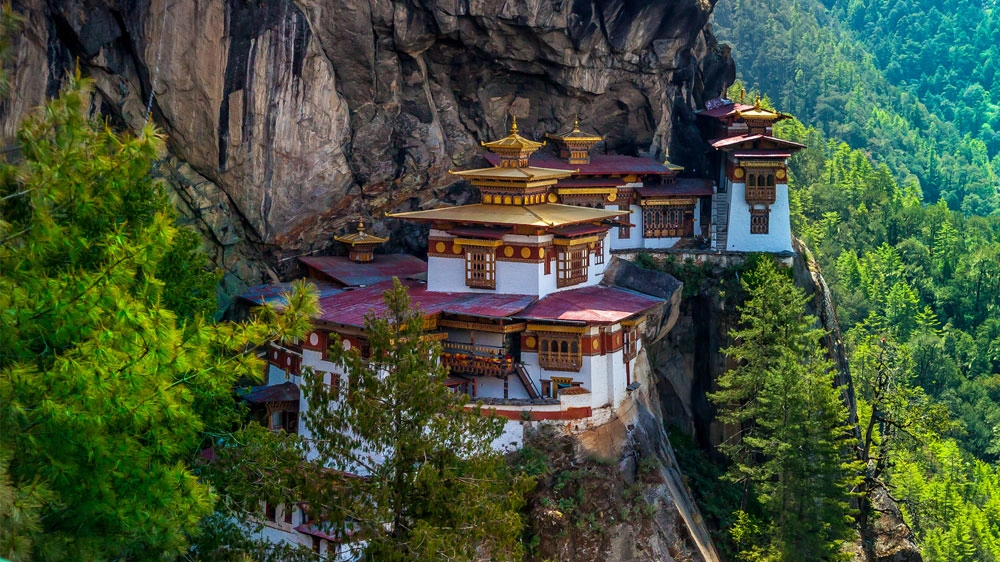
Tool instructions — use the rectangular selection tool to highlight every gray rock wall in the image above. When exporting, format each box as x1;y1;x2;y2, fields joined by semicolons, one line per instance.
4;0;734;304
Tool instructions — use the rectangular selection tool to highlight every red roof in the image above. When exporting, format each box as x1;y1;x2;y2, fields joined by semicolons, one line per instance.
294;523;353;543
239;280;344;307
484;152;674;175
299;255;427;287
733;150;794;159
710;134;805;151
635;178;714;197
316;279;537;327
241;382;300;404
698;100;754;119
555;177;627;188
518;285;662;324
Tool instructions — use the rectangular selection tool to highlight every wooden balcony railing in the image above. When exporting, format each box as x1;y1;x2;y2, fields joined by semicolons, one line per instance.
440;342;516;377
745;186;776;204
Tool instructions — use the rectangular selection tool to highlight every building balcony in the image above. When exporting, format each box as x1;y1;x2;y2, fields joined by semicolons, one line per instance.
440;342;516;377
745;186;776;204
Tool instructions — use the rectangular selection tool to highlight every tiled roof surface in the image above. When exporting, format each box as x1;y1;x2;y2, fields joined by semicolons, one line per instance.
316;279;537;327
635;178;714;197
299;255;427;287
518;285;662;324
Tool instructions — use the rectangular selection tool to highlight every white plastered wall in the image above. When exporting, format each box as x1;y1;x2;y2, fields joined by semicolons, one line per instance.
725;181;793;253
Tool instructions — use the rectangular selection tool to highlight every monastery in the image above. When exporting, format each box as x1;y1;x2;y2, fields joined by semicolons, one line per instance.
237;98;802;556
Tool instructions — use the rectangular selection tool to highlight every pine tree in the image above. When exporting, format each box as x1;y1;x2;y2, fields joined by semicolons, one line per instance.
299;279;532;561
0;75;318;561
710;258;860;561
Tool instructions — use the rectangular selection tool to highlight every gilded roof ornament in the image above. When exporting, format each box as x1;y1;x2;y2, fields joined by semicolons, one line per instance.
334;218;388;246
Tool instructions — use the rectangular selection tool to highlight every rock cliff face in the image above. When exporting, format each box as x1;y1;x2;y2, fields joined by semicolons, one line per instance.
3;0;734;301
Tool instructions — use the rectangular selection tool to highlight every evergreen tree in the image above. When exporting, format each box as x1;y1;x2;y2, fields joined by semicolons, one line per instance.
299;279;532;561
711;258;859;561
0;75;317;561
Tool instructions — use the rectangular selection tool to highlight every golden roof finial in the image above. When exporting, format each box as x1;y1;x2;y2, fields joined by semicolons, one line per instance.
357;218;366;233
754;92;762;109
510;114;519;135
573;115;581;131
739;86;746;103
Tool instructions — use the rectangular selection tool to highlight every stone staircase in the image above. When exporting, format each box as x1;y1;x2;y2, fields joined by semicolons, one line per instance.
712;194;729;250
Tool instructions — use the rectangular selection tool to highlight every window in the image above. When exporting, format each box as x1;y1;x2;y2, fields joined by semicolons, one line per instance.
593;236;605;265
750;208;770;234
283;504;293;524
745;171;776;204
538;333;582;371
556;245;589;288
642;206;693;238
265;502;277;522
465;247;496;289
311;535;322;553
617;205;631;238
623;326;639;363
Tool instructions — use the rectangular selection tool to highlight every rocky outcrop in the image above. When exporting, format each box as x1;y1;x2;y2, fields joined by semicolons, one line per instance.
3;0;733;306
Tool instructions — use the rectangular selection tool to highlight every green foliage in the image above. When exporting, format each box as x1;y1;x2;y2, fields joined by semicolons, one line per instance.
709;258;860;561
299;279;532;561
0;75;317;561
714;0;1000;214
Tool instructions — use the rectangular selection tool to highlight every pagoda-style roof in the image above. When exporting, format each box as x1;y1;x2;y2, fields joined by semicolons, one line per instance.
388;203;626;228
735;102;790;124
546;119;603;165
449;165;571;182
711;134;805;151
333;219;388;263
480;116;545;168
334;219;387;246
546;118;603;144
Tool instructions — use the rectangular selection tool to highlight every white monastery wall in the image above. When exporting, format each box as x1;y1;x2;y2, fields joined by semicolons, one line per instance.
725;182;793;253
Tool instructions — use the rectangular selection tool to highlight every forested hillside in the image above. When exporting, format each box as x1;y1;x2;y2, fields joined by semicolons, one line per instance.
712;0;1000;214
713;1;1000;559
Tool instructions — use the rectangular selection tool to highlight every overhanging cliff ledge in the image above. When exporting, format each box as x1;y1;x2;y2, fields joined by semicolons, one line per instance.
4;0;734;300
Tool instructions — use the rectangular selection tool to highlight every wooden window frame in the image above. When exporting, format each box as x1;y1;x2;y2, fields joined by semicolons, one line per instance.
745;171;776;204
537;333;583;371
265;502;277;522
593;236;605;265
283;503;294;524
556;245;589;288
750;208;770;234
465;247;496;289
642;206;693;238
622;325;639;364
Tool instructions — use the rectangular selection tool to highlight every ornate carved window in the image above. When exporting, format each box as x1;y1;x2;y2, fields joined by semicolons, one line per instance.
593;236;605;265
642;206;693;238
556;245;589;288
745;171;776;204
538;333;582;371
465;247;496;289
750;208;770;234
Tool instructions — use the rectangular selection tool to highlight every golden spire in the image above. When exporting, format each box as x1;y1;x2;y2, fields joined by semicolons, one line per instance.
480;115;545;168
546;116;602;165
334;218;387;263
